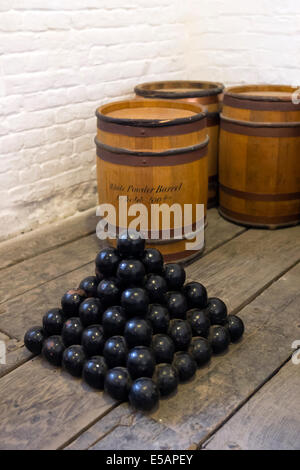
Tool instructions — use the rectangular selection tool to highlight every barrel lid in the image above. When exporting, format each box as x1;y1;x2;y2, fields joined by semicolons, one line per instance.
96;99;206;127
134;80;224;99
224;84;299;102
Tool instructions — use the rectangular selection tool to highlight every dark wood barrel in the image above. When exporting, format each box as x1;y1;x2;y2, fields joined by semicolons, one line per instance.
134;80;224;208
219;84;300;228
95;99;208;262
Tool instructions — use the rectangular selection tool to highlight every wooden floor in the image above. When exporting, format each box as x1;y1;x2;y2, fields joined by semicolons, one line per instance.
0;207;299;450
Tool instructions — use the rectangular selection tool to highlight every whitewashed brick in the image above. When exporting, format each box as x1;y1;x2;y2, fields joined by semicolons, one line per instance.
73;135;93;153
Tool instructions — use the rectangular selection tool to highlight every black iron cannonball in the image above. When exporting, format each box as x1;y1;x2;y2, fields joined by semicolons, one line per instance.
166;291;188;319
102;306;127;337
105;367;132;401
167;319;192;351
97;278;120;308
62;345;86;377
151;334;175;364
163;263;186;290
188;337;212;367
127;346;156;380
206;297;228;325
81;325;105;357
186;308;210;338
103;336;128;368
79;298;103;327
144;274;167;303
153;363;178;397
79;276;99;298
147;304;170;334
116;259;145;286
124;318;153;348
42;308;65;336
61;288;86;318
142;248;164;274
226;315;244;342
183;282;208;309
172;351;197;382
121;287;149;317
61;317;83;347
95;247;120;277
83;356;108;389
209;325;230;354
129;377;159;411
117;232;145;259
24;326;46;355
42;335;65;366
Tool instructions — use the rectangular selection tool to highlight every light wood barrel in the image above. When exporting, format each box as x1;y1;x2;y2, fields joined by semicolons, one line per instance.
134;80;224;208
219;84;300;228
95;99;208;262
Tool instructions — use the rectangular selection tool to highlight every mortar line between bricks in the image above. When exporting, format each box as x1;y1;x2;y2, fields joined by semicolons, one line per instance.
199;354;293;450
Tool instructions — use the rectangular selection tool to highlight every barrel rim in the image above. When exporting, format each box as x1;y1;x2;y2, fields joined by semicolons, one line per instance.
134;80;224;99
94;136;209;157
96;99;206;128
224;84;299;102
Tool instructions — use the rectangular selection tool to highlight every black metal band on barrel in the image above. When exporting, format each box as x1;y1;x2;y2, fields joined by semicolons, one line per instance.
219;184;300;201
206;112;220;127
223;94;300;111
219;206;299;226
220;115;300;137
95;137;209;167
97;115;206;137
134;81;224;99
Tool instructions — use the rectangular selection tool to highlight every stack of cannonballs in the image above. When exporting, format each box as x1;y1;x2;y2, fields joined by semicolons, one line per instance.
24;234;244;412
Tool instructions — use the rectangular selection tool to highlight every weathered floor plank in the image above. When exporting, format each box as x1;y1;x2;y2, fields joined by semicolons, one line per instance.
0;264;96;340
0;209;245;305
66;404;191;451
65;262;300;450
186;225;300;314
203;360;300;450
0;207;98;270
0;356;116;450
0;234;103;305
0;346;32;379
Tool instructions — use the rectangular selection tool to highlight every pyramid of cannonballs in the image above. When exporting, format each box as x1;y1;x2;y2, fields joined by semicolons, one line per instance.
24;234;244;412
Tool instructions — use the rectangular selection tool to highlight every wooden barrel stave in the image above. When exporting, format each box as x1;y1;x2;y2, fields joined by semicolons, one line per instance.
219;85;300;228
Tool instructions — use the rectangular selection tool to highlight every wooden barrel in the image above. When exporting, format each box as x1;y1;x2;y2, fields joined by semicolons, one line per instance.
134;80;224;208
95;99;208;262
219;84;300;228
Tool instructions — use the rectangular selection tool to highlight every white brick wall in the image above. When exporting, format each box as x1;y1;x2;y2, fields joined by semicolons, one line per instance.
187;0;300;85
1;0;300;241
